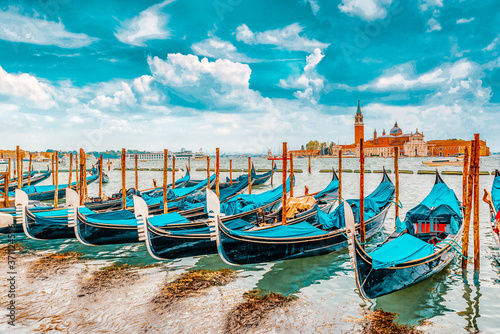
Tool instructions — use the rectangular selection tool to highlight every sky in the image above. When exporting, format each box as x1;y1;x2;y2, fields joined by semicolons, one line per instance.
0;0;499;154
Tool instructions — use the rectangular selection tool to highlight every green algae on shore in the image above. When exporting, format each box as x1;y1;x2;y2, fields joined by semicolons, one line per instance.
28;252;82;280
225;289;295;333
78;263;139;297
152;268;236;310
360;309;424;334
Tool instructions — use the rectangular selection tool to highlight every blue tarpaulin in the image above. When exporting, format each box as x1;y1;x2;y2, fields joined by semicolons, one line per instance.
403;182;462;235
318;179;395;230
228;221;328;239
220;177;293;216
369;233;435;269
314;178;339;201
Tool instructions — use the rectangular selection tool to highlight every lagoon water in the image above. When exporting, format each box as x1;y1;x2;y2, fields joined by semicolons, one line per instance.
1;156;499;333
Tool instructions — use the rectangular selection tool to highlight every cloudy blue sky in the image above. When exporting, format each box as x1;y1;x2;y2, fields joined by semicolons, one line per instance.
0;0;499;153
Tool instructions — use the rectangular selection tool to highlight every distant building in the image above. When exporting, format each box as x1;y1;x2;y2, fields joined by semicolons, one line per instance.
288;149;320;157
329;101;489;157
427;140;489;157
333;102;428;157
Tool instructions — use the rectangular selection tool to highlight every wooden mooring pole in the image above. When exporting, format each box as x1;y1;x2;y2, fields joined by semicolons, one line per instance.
27;153;32;187
54;151;59;209
308;155;311;174
121;148;126;209
172;156;176;189
229;159;233;186
462;141;475;269
360;138;365;245
51;151;55;185
248;157;251;194
206;156;210;189
473;134;481;272
4;169;9;207
84;152;88;200
99;154;103;199
75;153;79;194
282;142;287;225
270;161;274;185
216;148;220;198
394;147;399;223
16;146;21;189
8;158;11;185
338;148;342;202
462;147;469;207
290;153;294;198
68;153;73;186
79;149;85;206
163;149;168;214
135;154;138;191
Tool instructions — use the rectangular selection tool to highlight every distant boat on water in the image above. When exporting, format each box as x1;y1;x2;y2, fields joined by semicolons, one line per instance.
422;157;463;167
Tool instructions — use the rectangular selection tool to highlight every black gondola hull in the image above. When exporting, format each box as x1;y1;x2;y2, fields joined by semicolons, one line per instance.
217;205;389;265
75;213;139;245
353;236;458;299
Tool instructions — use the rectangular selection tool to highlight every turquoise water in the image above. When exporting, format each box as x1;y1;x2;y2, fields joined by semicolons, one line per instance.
1;156;499;332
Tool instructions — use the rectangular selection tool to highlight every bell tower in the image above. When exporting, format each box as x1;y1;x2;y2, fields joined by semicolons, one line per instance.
354;100;364;144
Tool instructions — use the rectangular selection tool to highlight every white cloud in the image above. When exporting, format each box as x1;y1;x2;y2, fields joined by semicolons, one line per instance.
426;18;441;32
191;37;254;62
148;53;251;88
358;59;491;108
90;82;137;109
338;0;393;21
133;75;154;94
279;48;325;104
456;17;474;24
0;66;57;108
360;59;482;91
419;0;443;12
235;23;329;52
483;36;499;52
115;0;174;46
0;7;96;48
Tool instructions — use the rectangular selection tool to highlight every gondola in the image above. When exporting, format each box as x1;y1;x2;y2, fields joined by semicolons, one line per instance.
346;171;464;299
15;174;216;242
15;189;95;240
1;169;51;192
0;200;54;234
137;171;342;261
14;172;99;201
72;175;218;245
483;169;500;248
224;163;276;186
0;170;34;186
84;166;191;212
213;170;394;265
135;176;298;260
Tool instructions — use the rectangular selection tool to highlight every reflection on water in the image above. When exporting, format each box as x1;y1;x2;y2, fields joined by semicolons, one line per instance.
458;272;481;332
373;263;454;324
254;250;350;296
1;156;500;332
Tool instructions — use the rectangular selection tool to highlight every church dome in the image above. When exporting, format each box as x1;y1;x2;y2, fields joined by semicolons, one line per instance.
390;122;402;136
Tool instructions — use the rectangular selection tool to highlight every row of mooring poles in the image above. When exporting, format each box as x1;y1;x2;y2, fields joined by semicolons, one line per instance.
462;134;481;272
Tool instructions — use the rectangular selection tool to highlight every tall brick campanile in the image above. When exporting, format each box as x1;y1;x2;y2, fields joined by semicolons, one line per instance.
354;100;364;144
